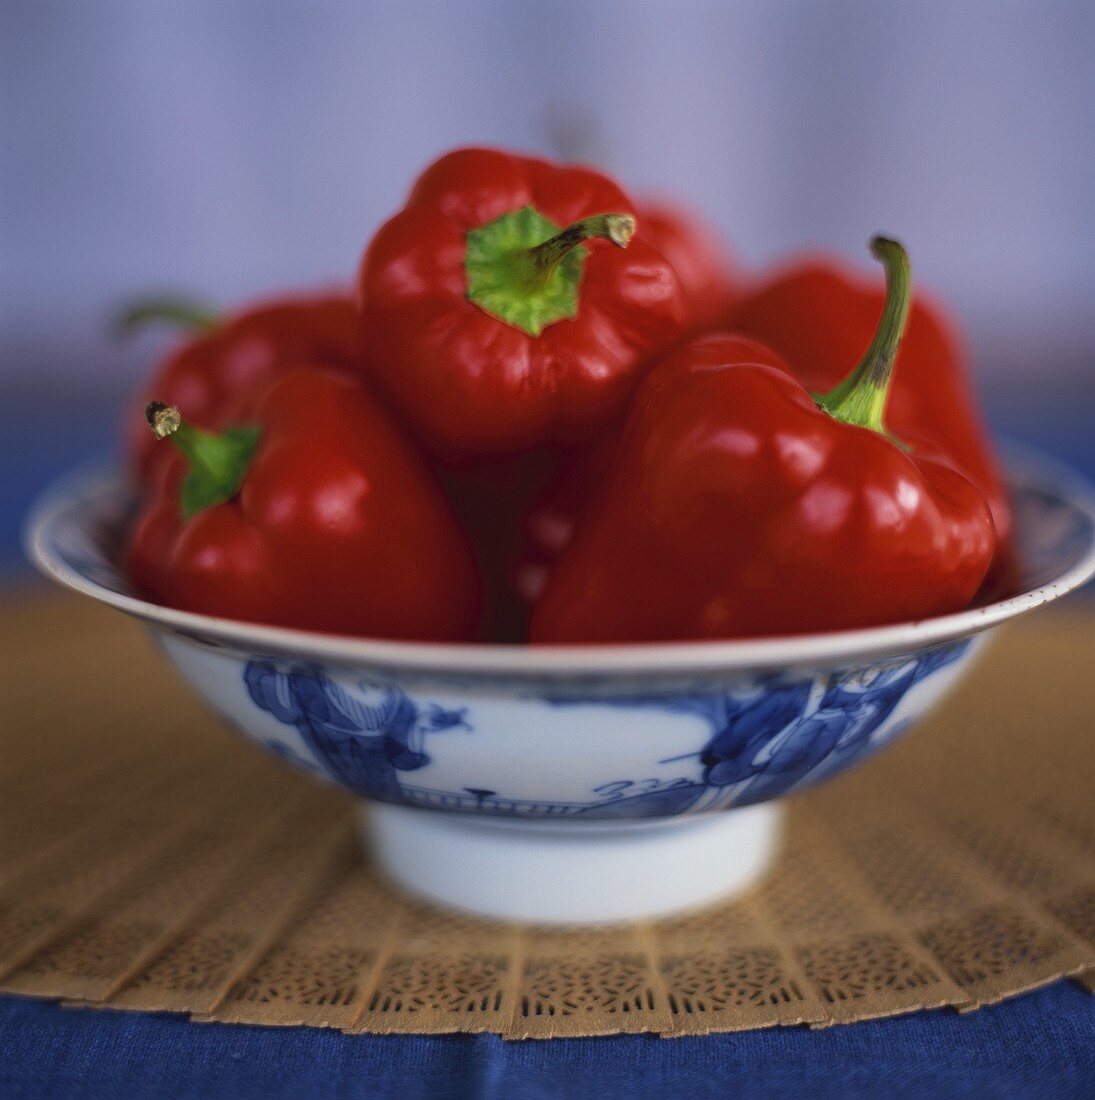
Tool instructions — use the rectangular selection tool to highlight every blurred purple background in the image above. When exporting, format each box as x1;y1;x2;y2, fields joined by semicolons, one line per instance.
2;0;1094;568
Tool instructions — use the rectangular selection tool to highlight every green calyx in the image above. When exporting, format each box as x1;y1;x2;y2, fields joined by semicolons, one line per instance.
146;402;261;519
815;236;912;439
465;205;636;336
117;297;220;338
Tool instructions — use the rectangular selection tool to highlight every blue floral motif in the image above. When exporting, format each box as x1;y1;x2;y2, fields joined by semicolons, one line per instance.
243;661;468;799
243;638;971;819
548;638;972;817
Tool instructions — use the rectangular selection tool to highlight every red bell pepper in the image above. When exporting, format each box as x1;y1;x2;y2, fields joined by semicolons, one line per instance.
356;147;687;459
531;239;997;643
640;199;738;334
126;368;481;640
727;252;1012;558
126;292;360;489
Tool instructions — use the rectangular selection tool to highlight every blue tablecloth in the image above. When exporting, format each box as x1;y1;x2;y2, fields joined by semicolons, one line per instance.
3;393;1094;1097
2;985;1093;1100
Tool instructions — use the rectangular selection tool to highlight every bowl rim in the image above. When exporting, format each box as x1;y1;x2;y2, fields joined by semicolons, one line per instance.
23;440;1095;677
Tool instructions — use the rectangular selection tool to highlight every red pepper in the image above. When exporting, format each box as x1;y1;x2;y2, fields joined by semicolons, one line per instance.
126;369;480;640
356;147;687;459
531;239;997;643
726;253;1012;557
125;292;360;488
639;199;738;334
512;442;614;609
433;450;557;642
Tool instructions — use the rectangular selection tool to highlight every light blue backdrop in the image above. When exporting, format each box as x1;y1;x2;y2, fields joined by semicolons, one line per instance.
2;0;1092;396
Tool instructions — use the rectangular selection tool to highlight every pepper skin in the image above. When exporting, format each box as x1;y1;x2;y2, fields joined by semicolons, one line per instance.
126;292;360;488
433;449;557;642
531;239;997;644
640;199;738;335
727;254;1011;557
126;368;481;640
513;441;614;609
356;147;687;459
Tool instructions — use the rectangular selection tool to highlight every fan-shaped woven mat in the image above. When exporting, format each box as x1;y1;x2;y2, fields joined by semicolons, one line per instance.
1;590;1091;1038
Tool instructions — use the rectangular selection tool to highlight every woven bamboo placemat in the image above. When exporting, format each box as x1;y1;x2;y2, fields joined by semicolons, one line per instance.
0;589;1092;1038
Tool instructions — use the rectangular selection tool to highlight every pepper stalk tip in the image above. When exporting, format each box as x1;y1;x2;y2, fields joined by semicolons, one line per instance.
146;401;182;439
604;213;636;248
869;236;908;276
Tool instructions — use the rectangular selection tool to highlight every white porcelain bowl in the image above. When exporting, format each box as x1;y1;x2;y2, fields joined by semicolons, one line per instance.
25;443;1095;923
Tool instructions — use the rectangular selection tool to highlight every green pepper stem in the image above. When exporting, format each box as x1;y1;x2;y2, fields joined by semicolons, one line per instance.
815;236;911;435
523;213;635;290
146;402;261;519
465;206;638;337
118;297;220;337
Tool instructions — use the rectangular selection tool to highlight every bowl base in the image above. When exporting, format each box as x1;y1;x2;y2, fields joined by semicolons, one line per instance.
363;803;783;925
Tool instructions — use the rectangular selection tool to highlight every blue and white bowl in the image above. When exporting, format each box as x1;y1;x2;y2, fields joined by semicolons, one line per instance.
25;444;1095;923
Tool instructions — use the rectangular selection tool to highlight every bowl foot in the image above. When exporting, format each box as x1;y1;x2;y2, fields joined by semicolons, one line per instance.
363;803;783;925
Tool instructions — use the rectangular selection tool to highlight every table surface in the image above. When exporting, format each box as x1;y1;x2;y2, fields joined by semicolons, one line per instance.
3;393;1093;1098
2;984;1093;1100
